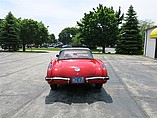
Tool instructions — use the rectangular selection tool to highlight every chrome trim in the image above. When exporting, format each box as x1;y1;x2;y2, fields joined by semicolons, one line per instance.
86;76;109;81
75;67;80;72
53;77;70;80
45;77;70;81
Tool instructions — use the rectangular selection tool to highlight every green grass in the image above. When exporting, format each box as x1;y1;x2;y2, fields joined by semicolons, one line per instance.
21;47;102;52
18;50;49;53
17;47;61;53
25;48;61;51
19;47;61;52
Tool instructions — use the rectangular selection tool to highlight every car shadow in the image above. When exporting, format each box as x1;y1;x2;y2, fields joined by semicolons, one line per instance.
45;85;113;105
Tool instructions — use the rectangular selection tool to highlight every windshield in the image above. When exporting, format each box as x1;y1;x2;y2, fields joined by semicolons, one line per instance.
58;49;93;59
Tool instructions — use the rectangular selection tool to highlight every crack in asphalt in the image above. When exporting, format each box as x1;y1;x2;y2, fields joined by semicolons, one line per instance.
0;60;48;78
0;54;44;65
0;53;15;58
0;94;28;96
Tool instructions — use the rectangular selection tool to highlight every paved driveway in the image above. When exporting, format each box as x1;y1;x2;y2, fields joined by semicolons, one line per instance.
104;55;157;118
0;52;157;118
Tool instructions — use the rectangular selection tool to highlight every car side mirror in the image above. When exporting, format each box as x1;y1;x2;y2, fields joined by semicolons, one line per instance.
56;54;59;57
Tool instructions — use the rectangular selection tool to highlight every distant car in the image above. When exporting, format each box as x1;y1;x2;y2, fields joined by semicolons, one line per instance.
53;43;63;48
40;44;48;48
45;48;109;90
61;44;72;48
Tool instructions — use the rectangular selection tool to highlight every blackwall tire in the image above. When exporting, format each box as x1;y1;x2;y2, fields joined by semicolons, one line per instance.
95;83;103;90
50;84;57;90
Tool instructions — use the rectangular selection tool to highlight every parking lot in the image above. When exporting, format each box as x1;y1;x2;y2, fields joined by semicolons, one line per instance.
0;51;157;118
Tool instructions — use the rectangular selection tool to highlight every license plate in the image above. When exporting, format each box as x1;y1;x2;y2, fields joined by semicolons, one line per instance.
72;77;84;83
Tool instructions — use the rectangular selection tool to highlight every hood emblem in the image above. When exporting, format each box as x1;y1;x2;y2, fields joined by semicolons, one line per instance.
75;67;80;72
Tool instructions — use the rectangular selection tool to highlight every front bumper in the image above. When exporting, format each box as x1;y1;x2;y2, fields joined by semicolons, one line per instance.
45;76;109;84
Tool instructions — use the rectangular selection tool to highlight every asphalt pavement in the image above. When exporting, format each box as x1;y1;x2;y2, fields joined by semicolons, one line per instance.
0;51;157;118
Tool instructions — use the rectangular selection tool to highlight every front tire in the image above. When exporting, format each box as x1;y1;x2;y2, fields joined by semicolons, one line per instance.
50;84;57;90
95;83;103;90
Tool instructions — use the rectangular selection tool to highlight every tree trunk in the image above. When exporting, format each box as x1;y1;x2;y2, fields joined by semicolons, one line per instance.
9;45;11;52
102;46;105;53
23;44;26;52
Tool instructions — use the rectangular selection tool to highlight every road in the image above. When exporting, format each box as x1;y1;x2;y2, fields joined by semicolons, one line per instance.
0;51;157;118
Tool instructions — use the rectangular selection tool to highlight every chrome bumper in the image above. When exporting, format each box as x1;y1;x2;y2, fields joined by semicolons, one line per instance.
45;76;109;83
45;77;70;81
86;76;109;82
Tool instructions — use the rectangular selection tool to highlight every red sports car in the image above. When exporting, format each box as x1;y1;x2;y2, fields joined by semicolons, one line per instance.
45;48;109;90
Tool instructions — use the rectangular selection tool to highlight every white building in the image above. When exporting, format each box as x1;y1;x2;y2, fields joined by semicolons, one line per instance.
144;26;157;59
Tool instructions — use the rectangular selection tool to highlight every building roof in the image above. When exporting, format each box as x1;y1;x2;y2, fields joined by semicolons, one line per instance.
150;28;157;38
146;26;157;31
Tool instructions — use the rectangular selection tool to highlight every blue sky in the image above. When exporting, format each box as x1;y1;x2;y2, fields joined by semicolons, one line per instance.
0;0;157;37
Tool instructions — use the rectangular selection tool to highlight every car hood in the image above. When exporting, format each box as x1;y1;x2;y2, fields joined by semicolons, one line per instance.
54;59;98;77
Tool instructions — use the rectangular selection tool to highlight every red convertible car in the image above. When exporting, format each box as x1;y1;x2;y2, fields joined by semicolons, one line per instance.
45;48;109;90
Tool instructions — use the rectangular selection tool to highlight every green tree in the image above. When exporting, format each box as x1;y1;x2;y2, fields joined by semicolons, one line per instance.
58;27;78;44
48;33;57;43
20;19;37;51
77;11;97;49
20;19;48;51
0;19;3;24
139;20;155;47
115;7;124;45
0;19;4;45
35;22;48;47
0;12;20;51
116;5;142;54
78;4;120;53
95;5;118;52
71;33;83;46
115;7;124;26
